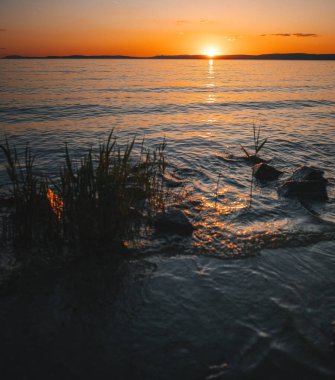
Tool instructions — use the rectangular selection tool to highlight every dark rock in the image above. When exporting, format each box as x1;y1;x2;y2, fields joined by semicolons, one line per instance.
279;181;328;200
244;155;267;164
278;166;328;200
253;163;283;181
155;209;194;234
290;166;325;182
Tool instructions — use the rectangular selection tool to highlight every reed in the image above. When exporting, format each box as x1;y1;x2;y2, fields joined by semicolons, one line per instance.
1;138;57;245
240;123;268;161
240;124;268;207
1;131;167;249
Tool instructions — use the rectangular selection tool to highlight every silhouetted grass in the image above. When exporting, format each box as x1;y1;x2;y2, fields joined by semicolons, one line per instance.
1;131;167;250
240;123;268;162
0;138;57;245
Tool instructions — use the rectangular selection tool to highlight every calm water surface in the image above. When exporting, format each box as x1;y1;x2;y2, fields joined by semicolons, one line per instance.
0;60;335;379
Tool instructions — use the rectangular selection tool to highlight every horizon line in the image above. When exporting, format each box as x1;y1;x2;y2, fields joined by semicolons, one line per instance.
2;53;335;60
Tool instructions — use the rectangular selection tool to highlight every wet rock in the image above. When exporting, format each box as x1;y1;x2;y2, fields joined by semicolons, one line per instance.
244;155;267;164
278;166;328;200
253;163;283;181
290;166;325;182
155;209;194;235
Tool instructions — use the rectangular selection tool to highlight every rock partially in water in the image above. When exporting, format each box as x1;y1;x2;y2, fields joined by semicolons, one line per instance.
244;155;267;164
290;166;326;182
155;209;194;235
254;163;283;181
278;166;328;200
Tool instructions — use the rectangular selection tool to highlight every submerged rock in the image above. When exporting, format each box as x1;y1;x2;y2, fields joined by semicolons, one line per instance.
155;209;194;235
278;165;328;200
253;163;283;181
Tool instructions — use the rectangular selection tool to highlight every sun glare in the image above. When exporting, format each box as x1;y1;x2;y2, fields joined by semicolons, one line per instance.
203;47;219;58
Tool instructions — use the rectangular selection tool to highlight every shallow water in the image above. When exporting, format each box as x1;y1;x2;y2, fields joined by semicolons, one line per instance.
0;59;335;378
0;242;334;379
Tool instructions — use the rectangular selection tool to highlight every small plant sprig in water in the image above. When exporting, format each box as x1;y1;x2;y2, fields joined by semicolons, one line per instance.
240;123;268;207
240;123;268;162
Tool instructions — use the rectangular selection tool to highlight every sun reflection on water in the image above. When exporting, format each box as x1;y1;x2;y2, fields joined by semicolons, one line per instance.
188;187;290;257
206;58;216;104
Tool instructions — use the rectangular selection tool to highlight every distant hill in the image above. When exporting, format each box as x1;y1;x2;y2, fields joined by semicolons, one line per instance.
221;53;335;60
152;53;335;60
3;53;335;60
2;55;135;59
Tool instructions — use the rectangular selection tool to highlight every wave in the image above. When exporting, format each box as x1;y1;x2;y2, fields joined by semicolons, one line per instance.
1;99;334;123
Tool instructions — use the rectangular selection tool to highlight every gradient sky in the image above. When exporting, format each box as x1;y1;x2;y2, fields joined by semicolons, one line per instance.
1;0;335;56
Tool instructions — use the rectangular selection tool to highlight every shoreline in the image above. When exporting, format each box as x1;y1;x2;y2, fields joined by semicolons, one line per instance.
2;53;335;60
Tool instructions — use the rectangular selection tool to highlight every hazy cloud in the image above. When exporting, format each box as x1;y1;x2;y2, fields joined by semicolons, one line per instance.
176;20;189;24
293;33;319;37
261;33;320;38
0;29;8;32
0;48;6;50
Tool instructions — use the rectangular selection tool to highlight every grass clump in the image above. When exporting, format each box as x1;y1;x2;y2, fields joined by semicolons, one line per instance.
1;131;167;250
1;138;57;245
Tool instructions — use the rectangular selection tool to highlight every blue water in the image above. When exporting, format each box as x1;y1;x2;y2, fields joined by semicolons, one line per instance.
0;59;335;379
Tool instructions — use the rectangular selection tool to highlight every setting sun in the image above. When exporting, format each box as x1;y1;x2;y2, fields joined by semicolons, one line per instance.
203;47;219;58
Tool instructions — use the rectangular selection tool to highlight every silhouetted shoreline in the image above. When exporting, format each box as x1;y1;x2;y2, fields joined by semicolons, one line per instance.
2;53;335;60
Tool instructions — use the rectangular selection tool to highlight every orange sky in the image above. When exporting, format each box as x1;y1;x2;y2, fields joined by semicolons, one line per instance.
1;0;335;56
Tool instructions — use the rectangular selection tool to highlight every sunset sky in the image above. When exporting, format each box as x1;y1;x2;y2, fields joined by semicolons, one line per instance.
1;0;335;57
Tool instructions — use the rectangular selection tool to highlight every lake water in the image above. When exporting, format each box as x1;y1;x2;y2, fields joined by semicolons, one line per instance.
0;59;335;379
